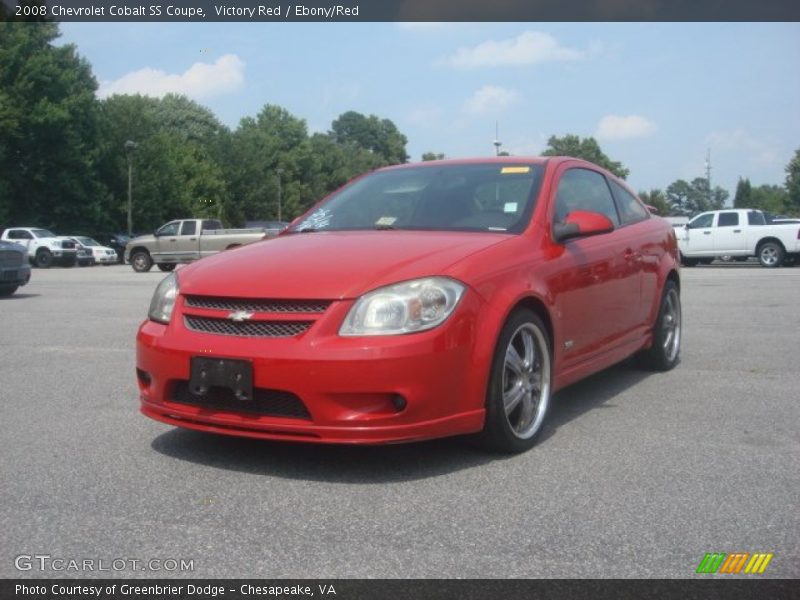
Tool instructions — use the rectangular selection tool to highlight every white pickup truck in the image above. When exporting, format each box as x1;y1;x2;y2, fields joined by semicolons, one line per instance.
0;227;78;268
676;209;800;268
125;219;278;272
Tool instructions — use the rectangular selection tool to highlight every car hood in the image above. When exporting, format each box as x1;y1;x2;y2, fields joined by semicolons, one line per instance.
179;230;512;299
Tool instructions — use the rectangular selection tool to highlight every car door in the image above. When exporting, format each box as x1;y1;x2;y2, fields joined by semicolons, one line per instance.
154;221;181;260
684;213;715;255
174;220;201;259
547;166;635;364
713;211;747;254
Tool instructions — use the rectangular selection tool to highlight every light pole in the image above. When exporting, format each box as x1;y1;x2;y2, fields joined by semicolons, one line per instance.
125;140;138;236
276;167;284;222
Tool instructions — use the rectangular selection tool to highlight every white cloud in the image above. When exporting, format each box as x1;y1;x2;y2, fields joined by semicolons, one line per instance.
98;54;245;100
463;85;520;115
439;31;585;69
596;114;658;140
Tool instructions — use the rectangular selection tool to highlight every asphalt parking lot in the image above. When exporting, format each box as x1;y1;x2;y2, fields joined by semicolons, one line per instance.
1;263;798;578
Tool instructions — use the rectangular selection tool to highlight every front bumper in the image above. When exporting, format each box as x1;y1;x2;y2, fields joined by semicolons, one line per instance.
0;264;31;287
136;294;490;444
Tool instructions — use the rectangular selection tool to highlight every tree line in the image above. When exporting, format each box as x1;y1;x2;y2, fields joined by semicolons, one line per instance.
2;22;799;236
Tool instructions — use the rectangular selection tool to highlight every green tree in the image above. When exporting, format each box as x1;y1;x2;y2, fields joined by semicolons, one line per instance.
0;22;103;230
733;177;753;208
638;189;671;216
666;177;728;216
541;134;629;179
330;111;409;164
421;152;445;161
785;147;800;215
750;185;790;215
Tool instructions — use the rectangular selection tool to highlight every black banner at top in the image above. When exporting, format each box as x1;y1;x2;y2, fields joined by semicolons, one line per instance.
2;0;800;22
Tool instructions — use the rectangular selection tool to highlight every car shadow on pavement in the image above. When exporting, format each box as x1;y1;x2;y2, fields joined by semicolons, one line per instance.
150;360;655;483
0;293;40;300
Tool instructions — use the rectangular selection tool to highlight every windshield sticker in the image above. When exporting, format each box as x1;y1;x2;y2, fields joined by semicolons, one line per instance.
298;208;332;230
375;216;397;227
503;202;518;213
500;166;531;174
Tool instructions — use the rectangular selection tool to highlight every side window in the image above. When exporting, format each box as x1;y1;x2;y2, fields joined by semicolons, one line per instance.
748;211;766;226
687;213;714;229
609;180;649;225
157;222;180;236
181;221;197;235
717;212;739;227
202;220;221;231
554;168;620;226
10;230;33;240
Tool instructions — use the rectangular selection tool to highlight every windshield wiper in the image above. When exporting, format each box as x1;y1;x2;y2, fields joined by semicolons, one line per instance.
374;224;398;230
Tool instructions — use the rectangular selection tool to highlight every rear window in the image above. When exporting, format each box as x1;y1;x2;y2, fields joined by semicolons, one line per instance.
609;180;649;225
717;212;739;227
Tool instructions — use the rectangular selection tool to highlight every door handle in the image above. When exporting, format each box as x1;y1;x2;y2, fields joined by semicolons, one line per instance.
190;237;197;241
703;231;711;235
169;238;177;241
733;230;741;233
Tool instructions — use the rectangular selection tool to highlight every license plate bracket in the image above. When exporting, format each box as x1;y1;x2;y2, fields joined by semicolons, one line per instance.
189;357;253;402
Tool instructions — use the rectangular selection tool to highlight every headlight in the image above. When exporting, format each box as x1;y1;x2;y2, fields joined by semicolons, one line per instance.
340;277;465;336
148;273;179;324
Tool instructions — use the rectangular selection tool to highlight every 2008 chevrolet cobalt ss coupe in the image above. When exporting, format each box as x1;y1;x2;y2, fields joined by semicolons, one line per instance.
137;157;681;453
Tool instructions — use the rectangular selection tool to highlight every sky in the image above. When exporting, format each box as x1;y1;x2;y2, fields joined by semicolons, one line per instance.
58;22;800;199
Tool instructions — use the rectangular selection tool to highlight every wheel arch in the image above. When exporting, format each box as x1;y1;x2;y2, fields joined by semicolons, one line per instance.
755;237;786;253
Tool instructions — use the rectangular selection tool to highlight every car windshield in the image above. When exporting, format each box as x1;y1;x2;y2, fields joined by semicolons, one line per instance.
291;163;544;234
31;229;56;238
76;237;100;246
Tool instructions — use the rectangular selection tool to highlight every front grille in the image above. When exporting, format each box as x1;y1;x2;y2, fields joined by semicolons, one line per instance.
0;250;23;268
185;316;312;337
171;380;311;419
184;295;331;314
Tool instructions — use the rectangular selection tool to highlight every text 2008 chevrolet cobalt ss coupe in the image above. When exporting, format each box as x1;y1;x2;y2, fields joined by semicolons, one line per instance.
137;157;681;453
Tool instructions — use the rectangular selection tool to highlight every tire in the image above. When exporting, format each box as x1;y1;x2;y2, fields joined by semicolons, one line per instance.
636;280;681;371
0;285;18;297
157;263;176;272
131;250;153;273
782;254;796;267
35;249;53;269
476;309;552;453
758;241;784;268
680;254;699;267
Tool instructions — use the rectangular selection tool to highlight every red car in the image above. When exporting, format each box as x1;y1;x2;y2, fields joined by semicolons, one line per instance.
137;157;681;453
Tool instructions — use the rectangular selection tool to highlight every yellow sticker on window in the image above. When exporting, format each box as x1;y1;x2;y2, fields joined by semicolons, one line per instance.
500;166;531;174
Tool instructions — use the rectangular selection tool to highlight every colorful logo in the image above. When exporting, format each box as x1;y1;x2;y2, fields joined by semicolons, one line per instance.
696;552;773;574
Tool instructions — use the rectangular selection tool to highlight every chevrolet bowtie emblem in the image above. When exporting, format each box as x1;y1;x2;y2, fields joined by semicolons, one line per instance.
228;310;254;322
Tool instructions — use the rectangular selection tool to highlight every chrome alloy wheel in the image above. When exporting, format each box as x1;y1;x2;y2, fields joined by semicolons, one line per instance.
502;323;551;439
662;286;681;363
760;245;780;266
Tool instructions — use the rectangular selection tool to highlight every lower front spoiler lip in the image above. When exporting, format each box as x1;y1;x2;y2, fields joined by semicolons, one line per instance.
141;401;485;445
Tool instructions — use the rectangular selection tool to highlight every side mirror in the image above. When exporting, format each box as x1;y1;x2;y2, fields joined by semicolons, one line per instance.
553;210;615;243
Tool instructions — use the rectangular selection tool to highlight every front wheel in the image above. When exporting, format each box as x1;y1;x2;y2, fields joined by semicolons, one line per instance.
636;280;681;371
0;285;19;297
476;309;552;454
131;251;153;273
758;242;784;268
35;249;53;268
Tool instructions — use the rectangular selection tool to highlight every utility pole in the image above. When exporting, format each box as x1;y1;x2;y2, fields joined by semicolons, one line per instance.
124;140;137;237
493;121;502;156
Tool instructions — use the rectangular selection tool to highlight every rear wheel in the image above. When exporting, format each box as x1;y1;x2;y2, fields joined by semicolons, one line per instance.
758;241;784;268
477;309;552;453
131;250;153;273
680;254;699;267
157;263;176;272
35;249;53;268
637;280;681;371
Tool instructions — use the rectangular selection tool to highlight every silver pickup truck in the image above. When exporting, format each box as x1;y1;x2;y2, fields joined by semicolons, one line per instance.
125;219;278;272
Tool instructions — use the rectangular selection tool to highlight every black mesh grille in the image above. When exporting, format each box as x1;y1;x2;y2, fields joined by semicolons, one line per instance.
185;316;312;337
0;250;24;268
171;380;311;419
185;295;331;314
